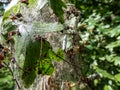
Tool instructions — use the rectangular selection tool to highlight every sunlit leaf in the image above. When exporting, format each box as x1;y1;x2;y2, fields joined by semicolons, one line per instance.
29;0;37;7
104;85;113;90
114;57;120;66
49;49;64;61
94;66;115;80
108;25;120;37
106;41;120;49
5;0;19;12
115;73;120;82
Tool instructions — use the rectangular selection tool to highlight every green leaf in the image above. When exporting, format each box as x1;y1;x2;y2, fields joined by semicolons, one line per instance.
108;25;120;37
29;0;37;7
49;49;64;61
106;41;120;49
22;39;41;88
13;24;39;88
94;66;115;80
4;0;19;12
39;58;54;75
114;57;120;66
49;0;66;23
13;24;55;88
38;40;54;75
115;73;120;82
104;85;113;90
105;54;115;62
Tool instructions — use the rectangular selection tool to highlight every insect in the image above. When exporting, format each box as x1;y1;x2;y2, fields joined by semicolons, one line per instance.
20;0;29;5
0;44;9;61
6;30;21;43
10;13;23;21
0;44;4;49
0;52;5;60
0;62;4;69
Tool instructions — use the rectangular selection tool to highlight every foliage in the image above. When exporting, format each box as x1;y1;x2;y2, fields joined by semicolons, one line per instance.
73;1;120;89
0;68;14;90
0;1;15;90
50;0;66;23
68;0;120;18
76;11;120;89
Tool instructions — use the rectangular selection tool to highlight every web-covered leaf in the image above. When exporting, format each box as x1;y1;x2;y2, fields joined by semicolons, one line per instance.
13;22;63;88
33;22;64;32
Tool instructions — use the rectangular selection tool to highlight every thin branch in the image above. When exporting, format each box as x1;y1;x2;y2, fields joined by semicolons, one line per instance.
52;51;83;75
3;62;21;90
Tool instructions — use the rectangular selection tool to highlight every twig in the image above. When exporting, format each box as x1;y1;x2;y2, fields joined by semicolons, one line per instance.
3;62;21;90
52;51;82;75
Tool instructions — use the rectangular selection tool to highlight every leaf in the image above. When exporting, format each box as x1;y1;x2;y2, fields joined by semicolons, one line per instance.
108;25;120;37
115;73;120;82
4;0;19;12
39;58;54;75
19;38;52;87
49;49;64;61
49;0;66;23
14;24;55;88
114;57;120;66
106;41;120;49
22;39;41;88
38;40;54;75
94;66;115;80
13;24;39;88
29;0;37;7
104;85;113;90
105;54;115;62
